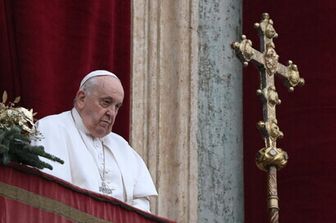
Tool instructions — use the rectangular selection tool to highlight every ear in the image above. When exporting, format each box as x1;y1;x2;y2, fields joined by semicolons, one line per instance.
75;90;86;109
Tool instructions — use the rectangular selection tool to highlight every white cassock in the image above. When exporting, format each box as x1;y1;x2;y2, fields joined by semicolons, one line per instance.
32;108;157;211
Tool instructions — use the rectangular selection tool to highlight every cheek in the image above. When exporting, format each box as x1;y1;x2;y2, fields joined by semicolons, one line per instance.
94;111;106;123
83;107;102;123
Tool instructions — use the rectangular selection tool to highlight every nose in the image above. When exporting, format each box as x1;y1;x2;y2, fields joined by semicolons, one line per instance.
106;105;118;116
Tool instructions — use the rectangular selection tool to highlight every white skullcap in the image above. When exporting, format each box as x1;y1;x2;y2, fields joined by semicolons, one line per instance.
80;70;118;88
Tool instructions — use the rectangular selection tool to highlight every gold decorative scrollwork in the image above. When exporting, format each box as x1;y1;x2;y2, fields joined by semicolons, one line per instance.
232;35;254;64
254;13;278;39
264;42;279;76
286;61;305;91
267;86;281;106
256;86;281;106
256;147;288;171
257;118;284;142
265;19;277;39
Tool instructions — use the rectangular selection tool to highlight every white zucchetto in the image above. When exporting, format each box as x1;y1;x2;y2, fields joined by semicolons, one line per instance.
80;70;118;88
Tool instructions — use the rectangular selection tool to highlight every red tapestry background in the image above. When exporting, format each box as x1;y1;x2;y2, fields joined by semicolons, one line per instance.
0;0;130;139
243;1;335;222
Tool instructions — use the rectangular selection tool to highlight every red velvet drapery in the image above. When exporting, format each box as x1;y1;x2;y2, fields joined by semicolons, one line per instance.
243;1;336;222
2;0;334;222
0;0;130;139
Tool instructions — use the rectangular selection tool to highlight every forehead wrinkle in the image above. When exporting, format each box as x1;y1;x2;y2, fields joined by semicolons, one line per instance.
93;77;124;99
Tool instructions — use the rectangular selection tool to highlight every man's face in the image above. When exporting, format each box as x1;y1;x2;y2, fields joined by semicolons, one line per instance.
75;76;124;138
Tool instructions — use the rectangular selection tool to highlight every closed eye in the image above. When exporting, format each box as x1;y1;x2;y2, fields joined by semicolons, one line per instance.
115;103;122;110
100;98;112;108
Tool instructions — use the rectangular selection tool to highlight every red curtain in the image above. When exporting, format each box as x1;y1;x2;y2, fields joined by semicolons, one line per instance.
0;0;130;139
243;1;336;222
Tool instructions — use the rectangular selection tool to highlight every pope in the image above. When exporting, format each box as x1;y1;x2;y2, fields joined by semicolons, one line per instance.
32;70;157;211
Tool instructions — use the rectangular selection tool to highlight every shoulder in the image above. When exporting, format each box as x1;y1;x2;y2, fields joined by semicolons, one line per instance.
108;132;128;143
104;132;132;149
37;111;71;127
36;111;73;134
104;133;141;157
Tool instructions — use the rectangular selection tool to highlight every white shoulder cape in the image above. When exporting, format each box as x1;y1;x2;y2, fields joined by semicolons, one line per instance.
32;110;157;206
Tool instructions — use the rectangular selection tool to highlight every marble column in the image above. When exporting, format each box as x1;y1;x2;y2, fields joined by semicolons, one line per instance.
131;0;243;222
197;0;243;222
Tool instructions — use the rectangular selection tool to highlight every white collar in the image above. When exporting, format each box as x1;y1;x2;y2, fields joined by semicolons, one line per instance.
71;108;93;137
71;108;110;143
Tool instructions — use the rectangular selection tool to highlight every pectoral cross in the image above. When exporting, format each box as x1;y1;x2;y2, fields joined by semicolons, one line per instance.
99;181;113;195
232;13;304;223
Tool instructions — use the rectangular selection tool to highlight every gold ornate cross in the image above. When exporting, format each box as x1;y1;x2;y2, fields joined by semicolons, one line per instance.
232;13;304;223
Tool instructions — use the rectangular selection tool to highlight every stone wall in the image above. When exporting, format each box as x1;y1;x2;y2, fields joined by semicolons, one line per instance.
131;1;243;222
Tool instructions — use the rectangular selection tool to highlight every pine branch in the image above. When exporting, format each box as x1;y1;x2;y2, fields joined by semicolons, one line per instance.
0;92;64;170
0;126;64;170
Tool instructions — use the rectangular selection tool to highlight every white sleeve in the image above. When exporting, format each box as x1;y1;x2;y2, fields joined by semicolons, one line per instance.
132;197;151;212
31;119;72;182
133;152;158;198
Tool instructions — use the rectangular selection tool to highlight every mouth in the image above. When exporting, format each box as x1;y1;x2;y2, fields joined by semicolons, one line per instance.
99;120;112;127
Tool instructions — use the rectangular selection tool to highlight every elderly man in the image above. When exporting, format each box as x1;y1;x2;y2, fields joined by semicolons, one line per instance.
33;70;157;211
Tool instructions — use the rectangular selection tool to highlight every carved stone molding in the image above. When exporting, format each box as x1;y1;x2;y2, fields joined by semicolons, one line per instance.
131;1;198;222
131;1;243;222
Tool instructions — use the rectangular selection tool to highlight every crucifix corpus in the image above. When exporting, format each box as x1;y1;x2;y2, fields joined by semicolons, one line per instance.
232;13;304;223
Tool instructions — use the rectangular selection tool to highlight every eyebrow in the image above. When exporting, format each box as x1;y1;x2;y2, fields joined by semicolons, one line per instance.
99;97;123;105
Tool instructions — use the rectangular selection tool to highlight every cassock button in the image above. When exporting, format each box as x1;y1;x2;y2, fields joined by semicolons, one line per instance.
94;140;100;148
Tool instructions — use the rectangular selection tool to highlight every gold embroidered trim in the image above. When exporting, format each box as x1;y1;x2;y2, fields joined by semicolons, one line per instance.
0;182;113;223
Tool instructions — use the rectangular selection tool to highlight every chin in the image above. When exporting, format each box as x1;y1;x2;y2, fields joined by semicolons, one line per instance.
95;129;110;138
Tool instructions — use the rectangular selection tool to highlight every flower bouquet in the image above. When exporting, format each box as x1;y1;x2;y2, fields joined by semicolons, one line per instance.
0;91;64;169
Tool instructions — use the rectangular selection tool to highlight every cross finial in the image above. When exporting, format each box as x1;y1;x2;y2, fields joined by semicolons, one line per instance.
232;13;304;171
232;13;304;223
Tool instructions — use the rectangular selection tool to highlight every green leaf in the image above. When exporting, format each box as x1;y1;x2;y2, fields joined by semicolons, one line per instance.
0;130;5;143
0;124;64;170
0;144;9;153
2;153;10;165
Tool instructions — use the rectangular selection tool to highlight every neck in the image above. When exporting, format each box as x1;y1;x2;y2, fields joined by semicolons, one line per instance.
71;108;93;137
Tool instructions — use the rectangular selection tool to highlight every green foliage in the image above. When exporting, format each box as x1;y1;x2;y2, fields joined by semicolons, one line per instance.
0;125;64;170
0;91;63;170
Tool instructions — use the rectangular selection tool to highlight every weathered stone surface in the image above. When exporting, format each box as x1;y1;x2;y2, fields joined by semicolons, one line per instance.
131;0;243;222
